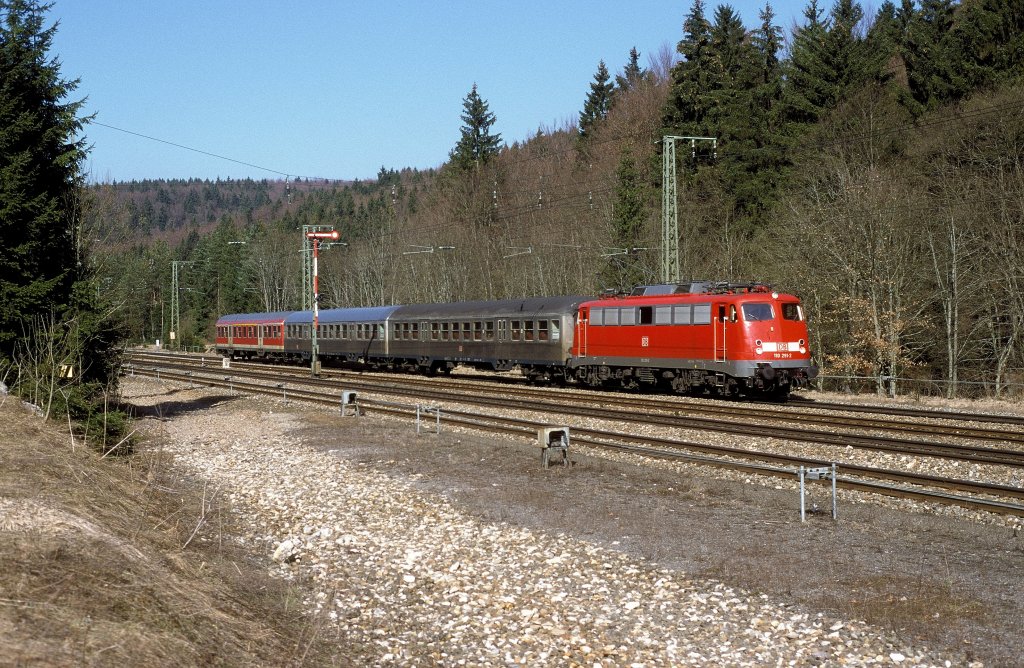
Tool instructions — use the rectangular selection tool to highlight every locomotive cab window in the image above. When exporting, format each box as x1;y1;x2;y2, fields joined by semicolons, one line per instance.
742;303;774;322
782;303;803;321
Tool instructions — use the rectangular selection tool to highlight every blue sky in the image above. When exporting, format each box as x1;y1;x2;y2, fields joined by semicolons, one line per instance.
50;1;810;183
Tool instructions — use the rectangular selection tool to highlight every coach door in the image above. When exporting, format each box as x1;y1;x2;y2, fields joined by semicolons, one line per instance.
497;319;508;343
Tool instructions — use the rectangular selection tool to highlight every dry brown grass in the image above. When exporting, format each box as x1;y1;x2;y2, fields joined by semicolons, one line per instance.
0;397;355;667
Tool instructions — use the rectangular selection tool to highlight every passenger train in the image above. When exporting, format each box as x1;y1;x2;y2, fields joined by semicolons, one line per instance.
214;281;818;398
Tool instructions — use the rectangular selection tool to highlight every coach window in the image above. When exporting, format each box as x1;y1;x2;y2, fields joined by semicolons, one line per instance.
473;321;483;341
431;322;440;341
782;302;803;321
550;320;560;342
511;320;522;341
484;321;495;341
462;322;471;341
524;320;535;341
742;303;774;322
639;306;653;325
411;322;419;340
439;322;449;340
393;323;400;339
403;322;411;340
537;320;549;341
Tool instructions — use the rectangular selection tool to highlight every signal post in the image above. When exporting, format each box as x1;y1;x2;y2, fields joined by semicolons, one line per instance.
305;228;339;376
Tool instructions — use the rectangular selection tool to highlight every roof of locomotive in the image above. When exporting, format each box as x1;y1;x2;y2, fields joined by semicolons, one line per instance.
579;286;801;310
392;295;591;320
284;305;403;324
216;311;295;325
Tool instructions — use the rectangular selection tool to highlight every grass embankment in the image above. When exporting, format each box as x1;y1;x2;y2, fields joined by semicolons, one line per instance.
0;395;350;666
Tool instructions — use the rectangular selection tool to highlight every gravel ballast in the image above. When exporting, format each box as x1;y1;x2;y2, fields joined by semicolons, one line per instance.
128;378;1016;667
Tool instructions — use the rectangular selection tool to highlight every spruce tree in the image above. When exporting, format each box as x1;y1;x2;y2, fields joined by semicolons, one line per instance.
0;0;87;356
780;0;833;126
663;0;719;134
902;0;958;112
600;150;648;291
578;60;614;140
864;0;913;83
615;47;645;92
823;0;870;97
449;84;502;172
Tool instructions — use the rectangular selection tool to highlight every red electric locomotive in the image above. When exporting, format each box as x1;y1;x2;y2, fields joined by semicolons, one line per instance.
568;281;817;398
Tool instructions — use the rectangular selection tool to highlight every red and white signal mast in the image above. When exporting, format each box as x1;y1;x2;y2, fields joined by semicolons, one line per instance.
305;228;340;375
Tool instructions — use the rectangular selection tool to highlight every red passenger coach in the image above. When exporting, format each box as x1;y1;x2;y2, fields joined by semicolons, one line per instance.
570;282;817;398
215;311;291;360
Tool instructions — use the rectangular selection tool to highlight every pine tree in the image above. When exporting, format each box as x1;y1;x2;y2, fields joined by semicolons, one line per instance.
578;60;614;140
449;84;502;172
0;0;88;356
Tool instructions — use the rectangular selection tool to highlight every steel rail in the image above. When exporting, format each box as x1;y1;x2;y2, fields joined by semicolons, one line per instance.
125;365;1024;517
128;350;1024;444
125;355;1024;467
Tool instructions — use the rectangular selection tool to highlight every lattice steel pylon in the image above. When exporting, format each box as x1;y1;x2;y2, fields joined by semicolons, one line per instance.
169;260;192;349
661;135;717;284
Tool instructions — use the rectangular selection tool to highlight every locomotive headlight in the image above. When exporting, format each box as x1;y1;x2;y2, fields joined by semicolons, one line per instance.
755;339;763;355
799;338;806;354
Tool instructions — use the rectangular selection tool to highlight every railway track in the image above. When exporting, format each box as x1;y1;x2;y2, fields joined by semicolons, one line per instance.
127;352;1024;467
123;357;1024;518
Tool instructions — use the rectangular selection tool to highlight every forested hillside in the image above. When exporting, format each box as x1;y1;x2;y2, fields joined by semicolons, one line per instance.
87;0;1024;397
